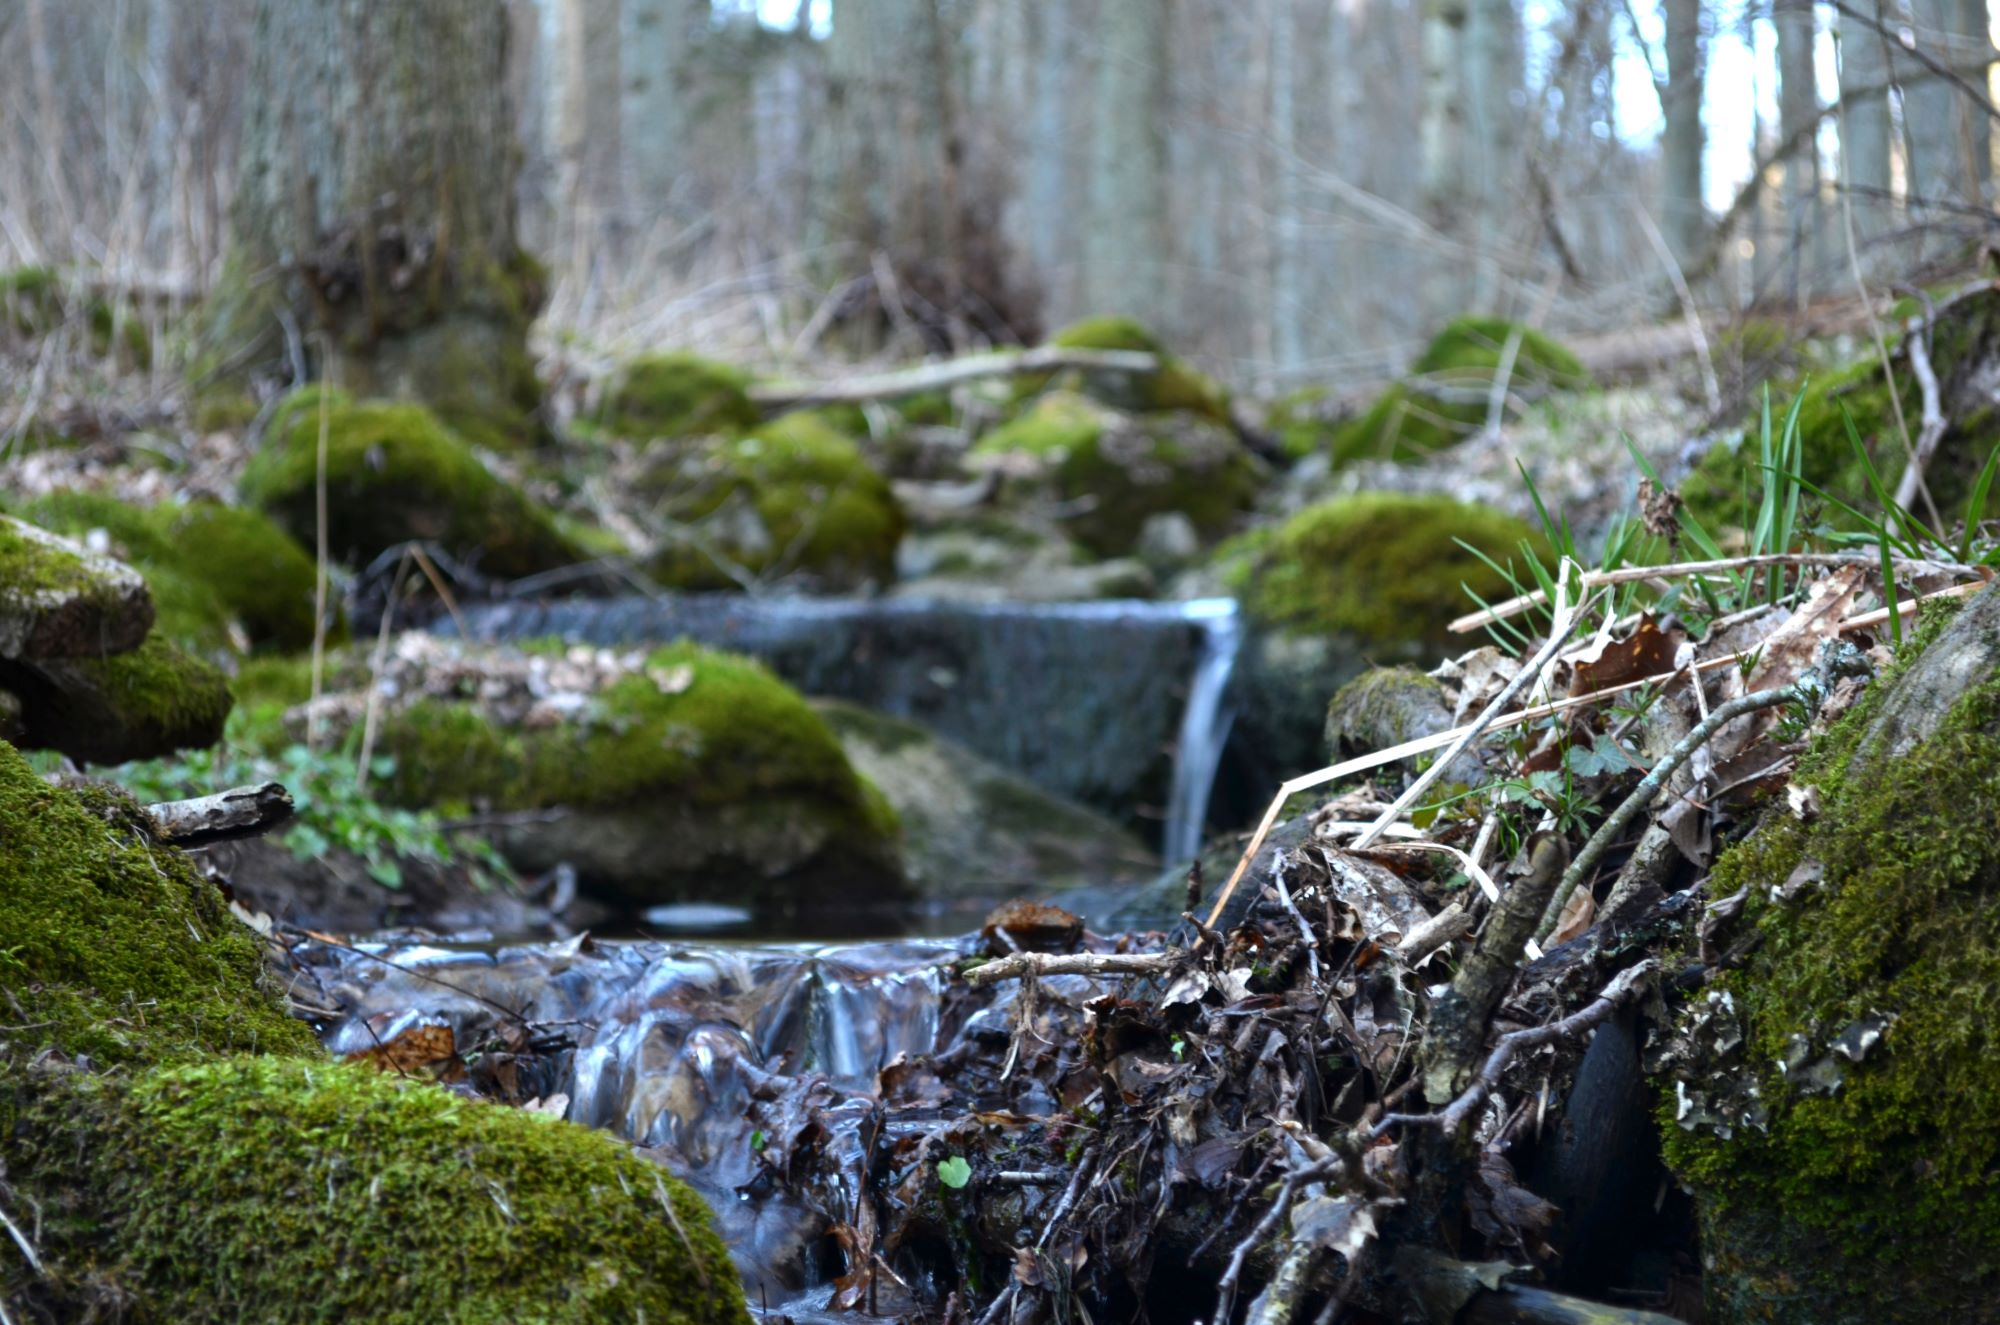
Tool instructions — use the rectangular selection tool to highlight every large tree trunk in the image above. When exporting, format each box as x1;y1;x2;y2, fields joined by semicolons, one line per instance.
555;0;625;268
1839;0;1895;248
1661;0;1706;267
1903;0;1991;231
621;0;702;235
205;0;543;451
1084;0;1172;325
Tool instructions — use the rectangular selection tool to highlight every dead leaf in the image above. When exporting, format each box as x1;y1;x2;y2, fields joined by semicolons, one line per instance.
1548;886;1596;946
1570;614;1681;696
1292;1195;1377;1261
347;1021;457;1075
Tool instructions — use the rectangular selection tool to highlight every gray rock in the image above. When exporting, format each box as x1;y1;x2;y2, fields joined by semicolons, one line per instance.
0;515;153;660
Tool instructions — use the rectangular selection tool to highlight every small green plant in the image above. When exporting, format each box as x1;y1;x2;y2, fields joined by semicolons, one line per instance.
937;1156;972;1189
106;714;511;890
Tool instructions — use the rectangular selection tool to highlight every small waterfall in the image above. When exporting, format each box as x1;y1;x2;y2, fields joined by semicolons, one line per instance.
1163;598;1241;863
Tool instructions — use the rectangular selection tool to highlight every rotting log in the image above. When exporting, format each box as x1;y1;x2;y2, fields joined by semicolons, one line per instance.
143;782;295;848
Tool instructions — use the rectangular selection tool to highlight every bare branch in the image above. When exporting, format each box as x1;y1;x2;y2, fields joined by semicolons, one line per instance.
143;782;294;848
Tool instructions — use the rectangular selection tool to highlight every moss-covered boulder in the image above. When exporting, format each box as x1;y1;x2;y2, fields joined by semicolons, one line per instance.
0;516;230;765
1682;293;2000;532
0;514;153;659
242;387;582;578
1323;665;1490;787
243;640;907;919
603;351;761;438
1658;590;2000;1322
1029;316;1232;424
23;492;329;653
0;744;745;1322
1224;493;1546;783
973;390;1261;558
1330;316;1590;466
0;264;152;365
640;410;904;591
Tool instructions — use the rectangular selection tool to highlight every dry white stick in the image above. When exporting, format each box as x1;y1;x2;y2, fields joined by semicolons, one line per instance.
750;346;1160;410
1895;327;1949;514
964;951;1175;987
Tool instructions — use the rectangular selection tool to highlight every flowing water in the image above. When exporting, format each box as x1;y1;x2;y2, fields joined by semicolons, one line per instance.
444;593;1242;860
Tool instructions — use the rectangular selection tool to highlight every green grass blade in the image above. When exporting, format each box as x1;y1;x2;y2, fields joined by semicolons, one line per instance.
1879;534;1903;650
1959;445;2000;562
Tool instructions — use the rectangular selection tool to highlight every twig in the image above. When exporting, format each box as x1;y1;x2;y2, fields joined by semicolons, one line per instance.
964;951;1175;988
1213;1155;1344;1325
1375;960;1658;1140
1895;315;1949;521
1631;200;1722;414
1351;587;1599;853
142;782;294;848
0;1196;43;1275
1533;684;1809;945
308;354;333;753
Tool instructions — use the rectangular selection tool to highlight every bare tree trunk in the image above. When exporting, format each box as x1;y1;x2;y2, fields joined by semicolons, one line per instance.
1906;0;1970;216
1420;0;1470;225
1839;0;1895;248
1270;0;1306;373
1085;0;1172;325
1950;0;1994;194
1464;0;1521;305
205;0;544;450
556;0;624;268
622;0;702;230
1661;0;1707;267
1776;0;1822;300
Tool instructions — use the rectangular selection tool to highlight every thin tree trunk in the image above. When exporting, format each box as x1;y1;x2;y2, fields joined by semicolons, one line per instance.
1084;0;1171;325
1661;0;1707;267
1776;0;1822;300
1271;0;1306;373
1839;0;1895;247
206;0;544;450
622;0;699;228
556;0;624;266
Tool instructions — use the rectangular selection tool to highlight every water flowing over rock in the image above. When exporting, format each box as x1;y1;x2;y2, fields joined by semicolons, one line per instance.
445;594;1243;853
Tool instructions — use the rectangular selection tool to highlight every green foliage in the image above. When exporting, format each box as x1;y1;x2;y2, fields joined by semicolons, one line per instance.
0;265;151;365
0;740;317;1066
241;386;582;577
602;351;760;438
1225;492;1548;649
1660;598;2000;1318
108;715;510;890
974;390;1260;556
642;410;905;590
23;491;330;653
1329;316;1590;466
937;1155;973;1189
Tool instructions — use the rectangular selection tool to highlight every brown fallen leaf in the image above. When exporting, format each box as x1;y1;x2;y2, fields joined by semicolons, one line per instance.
1548;886;1597;946
346;1021;457;1075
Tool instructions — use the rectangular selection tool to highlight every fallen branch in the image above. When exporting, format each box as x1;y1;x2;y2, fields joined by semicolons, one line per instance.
1213;1155;1345;1325
1894;318;1949;518
143;782;294;848
963;950;1176;987
1376;959;1658;1140
750;346;1161;410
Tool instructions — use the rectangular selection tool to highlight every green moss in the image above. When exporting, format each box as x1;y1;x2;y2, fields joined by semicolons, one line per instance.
1035;316;1232;423
1226;493;1546;648
1661;598;2000;1319
603;352;760;438
191;390;261;434
0;741;314;1065
0;514;145;641
0;265;59;335
1329;317;1591;466
241;387;581;578
643;410;904;590
0;266;150;364
45;635;234;761
1268;386;1338;460
1323;666;1449;752
974;391;1260;557
23;492;329;654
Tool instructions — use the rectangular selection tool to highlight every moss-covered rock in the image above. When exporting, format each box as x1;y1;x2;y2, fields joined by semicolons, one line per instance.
240;641;906;916
973;390;1260;558
0;514;154;659
1031;316;1232;424
603;351;761;438
1230;493;1545;650
0;265;152;365
23;492;329;653
0;743;746;1322
641;410;904;591
1223;493;1546;785
1659;591;2000;1322
1329;317;1590;466
241;387;582;578
5;634;233;766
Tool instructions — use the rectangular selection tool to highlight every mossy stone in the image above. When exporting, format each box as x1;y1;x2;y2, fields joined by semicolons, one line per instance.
1659;593;2000;1321
4;634;234;765
973;390;1260;557
0;514;154;659
1330;316;1590;466
1228;492;1547;650
241;386;582;578
604;352;761;438
642;410;904;591
1030;316;1232;424
0;745;746;1322
24;491;330;654
0;265;150;365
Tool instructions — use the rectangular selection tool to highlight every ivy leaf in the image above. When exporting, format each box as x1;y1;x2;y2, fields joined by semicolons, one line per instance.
937;1156;972;1189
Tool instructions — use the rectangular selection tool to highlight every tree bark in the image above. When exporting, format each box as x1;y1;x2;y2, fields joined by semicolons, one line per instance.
1839;0;1895;247
622;0;702;229
555;0;625;264
1661;0;1707;266
205;0;544;450
1084;0;1172;325
1776;0;1823;298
